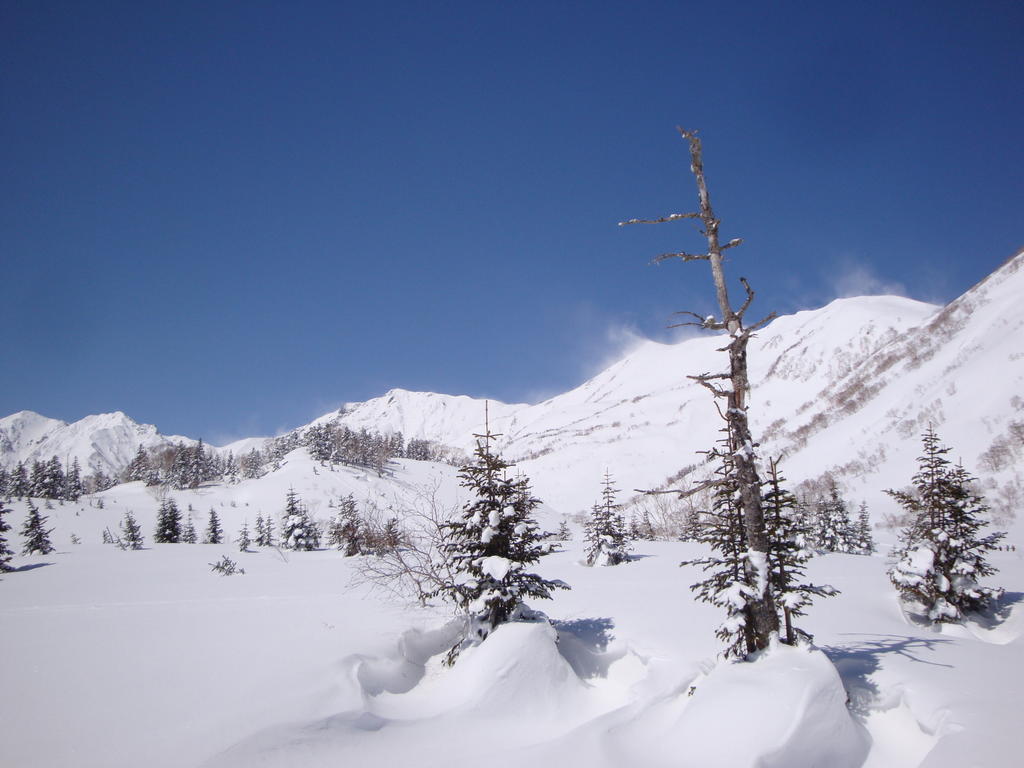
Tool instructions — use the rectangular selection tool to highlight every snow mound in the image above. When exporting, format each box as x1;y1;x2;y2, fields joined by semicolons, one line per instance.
207;621;599;767
208;621;869;768
602;642;869;768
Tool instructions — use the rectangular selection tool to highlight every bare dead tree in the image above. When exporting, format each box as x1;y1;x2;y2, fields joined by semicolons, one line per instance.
621;126;780;652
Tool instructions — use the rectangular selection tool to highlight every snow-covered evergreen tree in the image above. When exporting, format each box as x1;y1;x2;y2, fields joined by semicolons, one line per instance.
762;458;837;645
181;515;198;544
65;459;84;502
8;462;29;499
432;427;568;663
119;511;144;550
124;446;152;484
584;470;629;566
44;456;65;500
0;499;15;571
254;513;275;548
814;485;857;553
154;498;182;543
254;514;267;547
326;495;362;555
887;427;1005;622
236;520;251;552
853;502;875;555
21;501;55;555
204;508;223;545
682;430;754;658
281;489;319;551
29;461;47;499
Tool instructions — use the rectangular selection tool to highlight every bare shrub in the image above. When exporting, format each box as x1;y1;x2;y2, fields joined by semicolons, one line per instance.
351;483;460;607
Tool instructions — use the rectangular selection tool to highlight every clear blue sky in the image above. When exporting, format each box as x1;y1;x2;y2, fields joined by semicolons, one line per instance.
2;0;1022;442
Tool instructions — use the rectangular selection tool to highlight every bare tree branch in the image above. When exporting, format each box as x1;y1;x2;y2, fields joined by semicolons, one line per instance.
618;212;701;226
633;479;725;499
746;312;777;333
652;250;710;265
736;277;756;319
668;311;725;330
721;238;743;250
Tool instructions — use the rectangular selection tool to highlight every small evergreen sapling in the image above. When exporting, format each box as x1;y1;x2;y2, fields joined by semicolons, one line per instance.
119;511;145;550
762;458;837;645
281;489;319;551
432;427;568;663
21;501;55;555
210;555;245;575
237;520;251;552
854;502;875;555
583;471;630;566
182;516;198;544
204;509;224;544
254;513;275;548
326;495;362;556
887;427;1005;622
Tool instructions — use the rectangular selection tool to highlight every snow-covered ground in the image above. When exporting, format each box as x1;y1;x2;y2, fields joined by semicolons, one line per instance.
2;456;1021;767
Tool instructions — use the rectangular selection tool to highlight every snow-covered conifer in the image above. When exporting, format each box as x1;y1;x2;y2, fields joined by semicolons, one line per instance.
21;501;55;555
0;499;15;571
887;427;1005;622
814;485;857;553
682;430;754;658
853;502;875;555
584;470;629;566
762;458;837;645
204;508;223;544
236;520;251;552
181;515;198;544
257;514;275;548
326;495;362;555
65;459;84;502
154;498;182;543
124;446;152;484
281;489;319;551
119;511;144;550
9;462;29;499
557;521;572;541
432;427;568;663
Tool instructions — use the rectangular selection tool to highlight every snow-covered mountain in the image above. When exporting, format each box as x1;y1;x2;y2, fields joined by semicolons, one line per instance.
330;250;1023;518
4;250;1023;521
0;410;195;476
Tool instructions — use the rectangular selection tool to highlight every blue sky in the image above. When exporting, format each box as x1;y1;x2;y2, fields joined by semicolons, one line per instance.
2;0;1022;442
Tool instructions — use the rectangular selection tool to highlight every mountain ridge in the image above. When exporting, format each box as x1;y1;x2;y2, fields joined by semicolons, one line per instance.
3;251;1022;520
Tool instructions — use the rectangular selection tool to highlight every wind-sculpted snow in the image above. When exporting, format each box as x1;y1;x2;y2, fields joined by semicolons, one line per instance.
208;619;866;768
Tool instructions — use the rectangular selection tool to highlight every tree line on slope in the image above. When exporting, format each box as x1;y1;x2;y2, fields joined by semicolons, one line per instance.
0;422;461;501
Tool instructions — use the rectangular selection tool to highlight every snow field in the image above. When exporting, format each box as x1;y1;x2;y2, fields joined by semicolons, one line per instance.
5;498;1021;768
